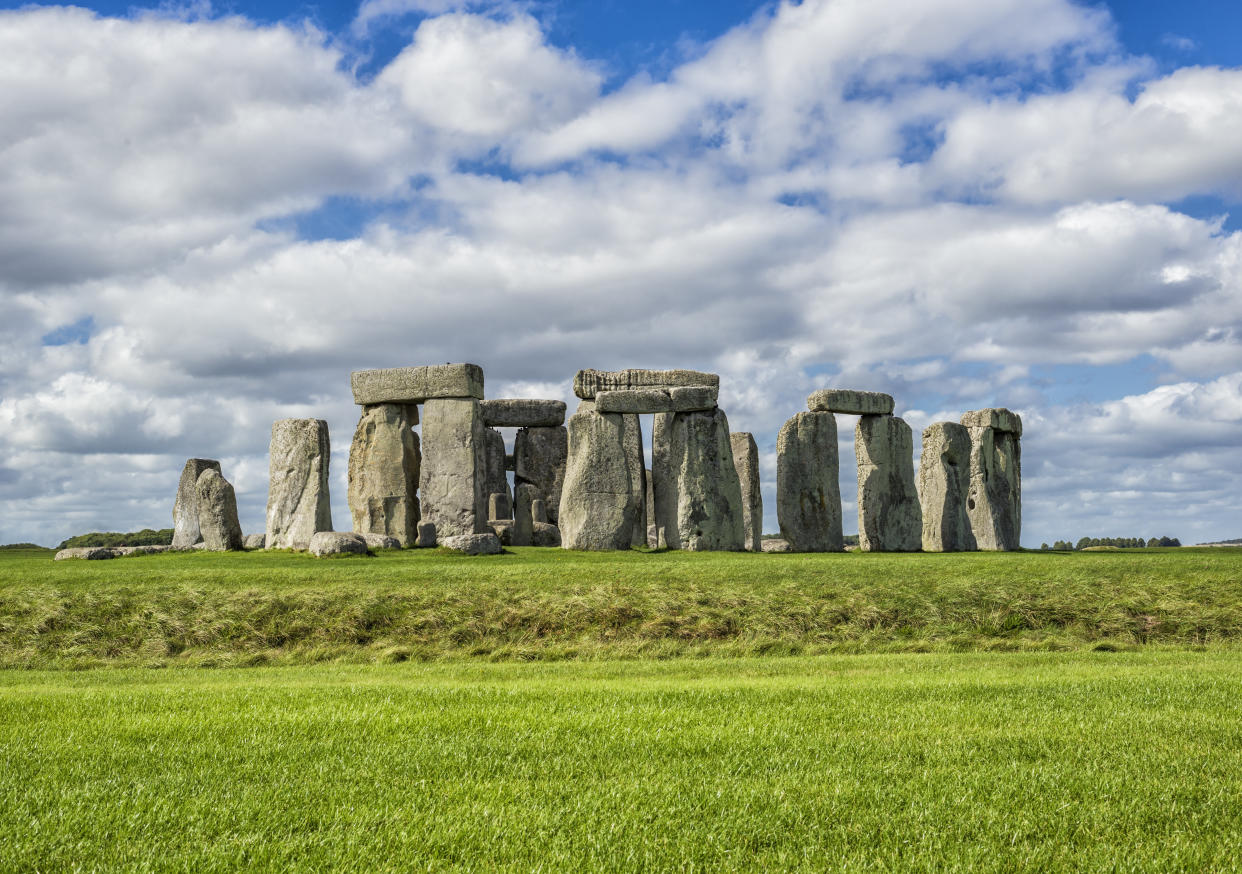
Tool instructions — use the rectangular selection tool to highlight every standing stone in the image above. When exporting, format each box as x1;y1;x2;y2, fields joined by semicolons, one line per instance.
172;458;220;548
655;409;744;551
623;414;647;548
919;422;976;552
531;498;548;524
651;413;675;549
480;427;510;519
855;415;921;552
776;412;843;552
347;404;420;546
266;419;332;550
513;483;536;547
962;409;1022;551
514;426;567;526
558;410;644;550
489;492;511;521
196;468;243;551
415;521;436;548
645;469;656;547
420;398;487;538
730;432;763;552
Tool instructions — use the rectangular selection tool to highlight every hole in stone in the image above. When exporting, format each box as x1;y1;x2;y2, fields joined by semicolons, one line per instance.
967;498;975;510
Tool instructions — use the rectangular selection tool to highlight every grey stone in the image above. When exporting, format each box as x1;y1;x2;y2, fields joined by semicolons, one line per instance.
855;415;921;552
441;532;503;555
348;404;420;546
351;363;484;405
514;426;567;526
623;414;647;548
489;492;512;521
419;398;487;538
594;385;719;414
491;520;513;546
243;533;266;550
362;532;402;550
574;368;720;400
54;547;118;560
480;427;510;520
172;458;220;548
918;423;976;552
760;538;793;553
961;407;1022;436
776;412;843;552
266;418;333;550
558;410;644;550
513;483;537;547
576;399;596;414
415;521;437;548
112;545;171;556
651;413;674;549
309;531;368;557
479;399;566;428
196;468;244;551
963;415;1022;551
532;521;561;547
807;389;894;416
531;498;548;524
731;432;763;552
645;469;656;547
669;385;718;411
652;409;744;551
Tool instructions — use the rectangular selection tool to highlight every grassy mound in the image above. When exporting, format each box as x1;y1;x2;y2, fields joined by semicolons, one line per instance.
2;546;1240;668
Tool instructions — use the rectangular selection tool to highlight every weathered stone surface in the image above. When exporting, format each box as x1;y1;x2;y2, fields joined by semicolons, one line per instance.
113;545;172;556
776;412;843;552
441;532;503;555
479;399;566;428
419;398;487;539
362;533;402;550
855;415;921;552
513;483;536;547
489;492;511;521
760;538;793;553
266;418;333;550
731;432;763;552
54;547;118;560
960;408;1022;436
558;410;644;550
514;426;567;526
651;409;744;551
623;414;647;548
490;520;513;546
348;404;420;546
807;390;894;416
918;422;976;552
532;521;561;547
172;458;220;547
480;427;510;521
196;468;244;551
651;413;674;549
645;469;656;547
309;531;368;557
351;363;483;405
415;521;436;548
531;498;548;524
574;369;720;400
963;415;1022;551
243;533;266;550
594;385;719;414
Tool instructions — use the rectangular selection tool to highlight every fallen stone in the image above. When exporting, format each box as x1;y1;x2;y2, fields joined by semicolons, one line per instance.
807;390;894;416
731;432;763;552
112;545;172;556
760;538;793;553
419;398;487;538
961;407;1022;436
479;399;566;428
574;368;720;400
360;533;400;550
514;425;567;526
441;532;503;555
776;412;843;552
196;468;244;551
653;408;744;551
532;521;561;547
558;410;644;550
266;418;333;550
351;363;484;405
963;414;1022;551
855;415;922;552
54;547;118;560
309;531;368;557
512;483;536;547
172;458;221;548
243;533;266;550
348;404;420;546
415;521;437;548
918;422;976;552
480;427;510;520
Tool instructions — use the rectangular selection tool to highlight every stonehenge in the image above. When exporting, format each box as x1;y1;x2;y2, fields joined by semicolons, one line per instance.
266;418;333;550
347;404;420;546
172;458;221;548
651;407;744;551
196;468;244;551
918;423;976;552
776;411;843;552
559;407;645;550
855;414;921;552
962;408;1022;551
731;432;763;552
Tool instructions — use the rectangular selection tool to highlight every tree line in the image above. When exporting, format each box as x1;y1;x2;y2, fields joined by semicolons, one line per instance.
1039;536;1181;551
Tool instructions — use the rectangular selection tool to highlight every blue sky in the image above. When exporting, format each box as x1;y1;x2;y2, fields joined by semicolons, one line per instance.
1;0;1240;546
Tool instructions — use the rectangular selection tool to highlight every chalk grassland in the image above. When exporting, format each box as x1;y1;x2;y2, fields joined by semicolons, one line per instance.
2;653;1241;871
1;547;1240;667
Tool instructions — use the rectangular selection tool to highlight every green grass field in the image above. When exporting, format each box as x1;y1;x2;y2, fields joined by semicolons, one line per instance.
1;546;1240;668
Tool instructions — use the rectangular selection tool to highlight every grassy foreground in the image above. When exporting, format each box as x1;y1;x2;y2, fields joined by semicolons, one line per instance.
2;546;1241;667
3;652;1241;871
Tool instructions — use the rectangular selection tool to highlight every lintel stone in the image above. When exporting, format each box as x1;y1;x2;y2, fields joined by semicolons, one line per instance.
595;385;718;414
479;399;566;427
574;368;719;400
806;389;894;416
960;408;1022;436
351;364;484;405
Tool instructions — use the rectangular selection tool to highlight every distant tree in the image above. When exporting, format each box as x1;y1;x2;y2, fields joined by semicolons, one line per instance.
1040;543;1050;550
57;528;173;549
